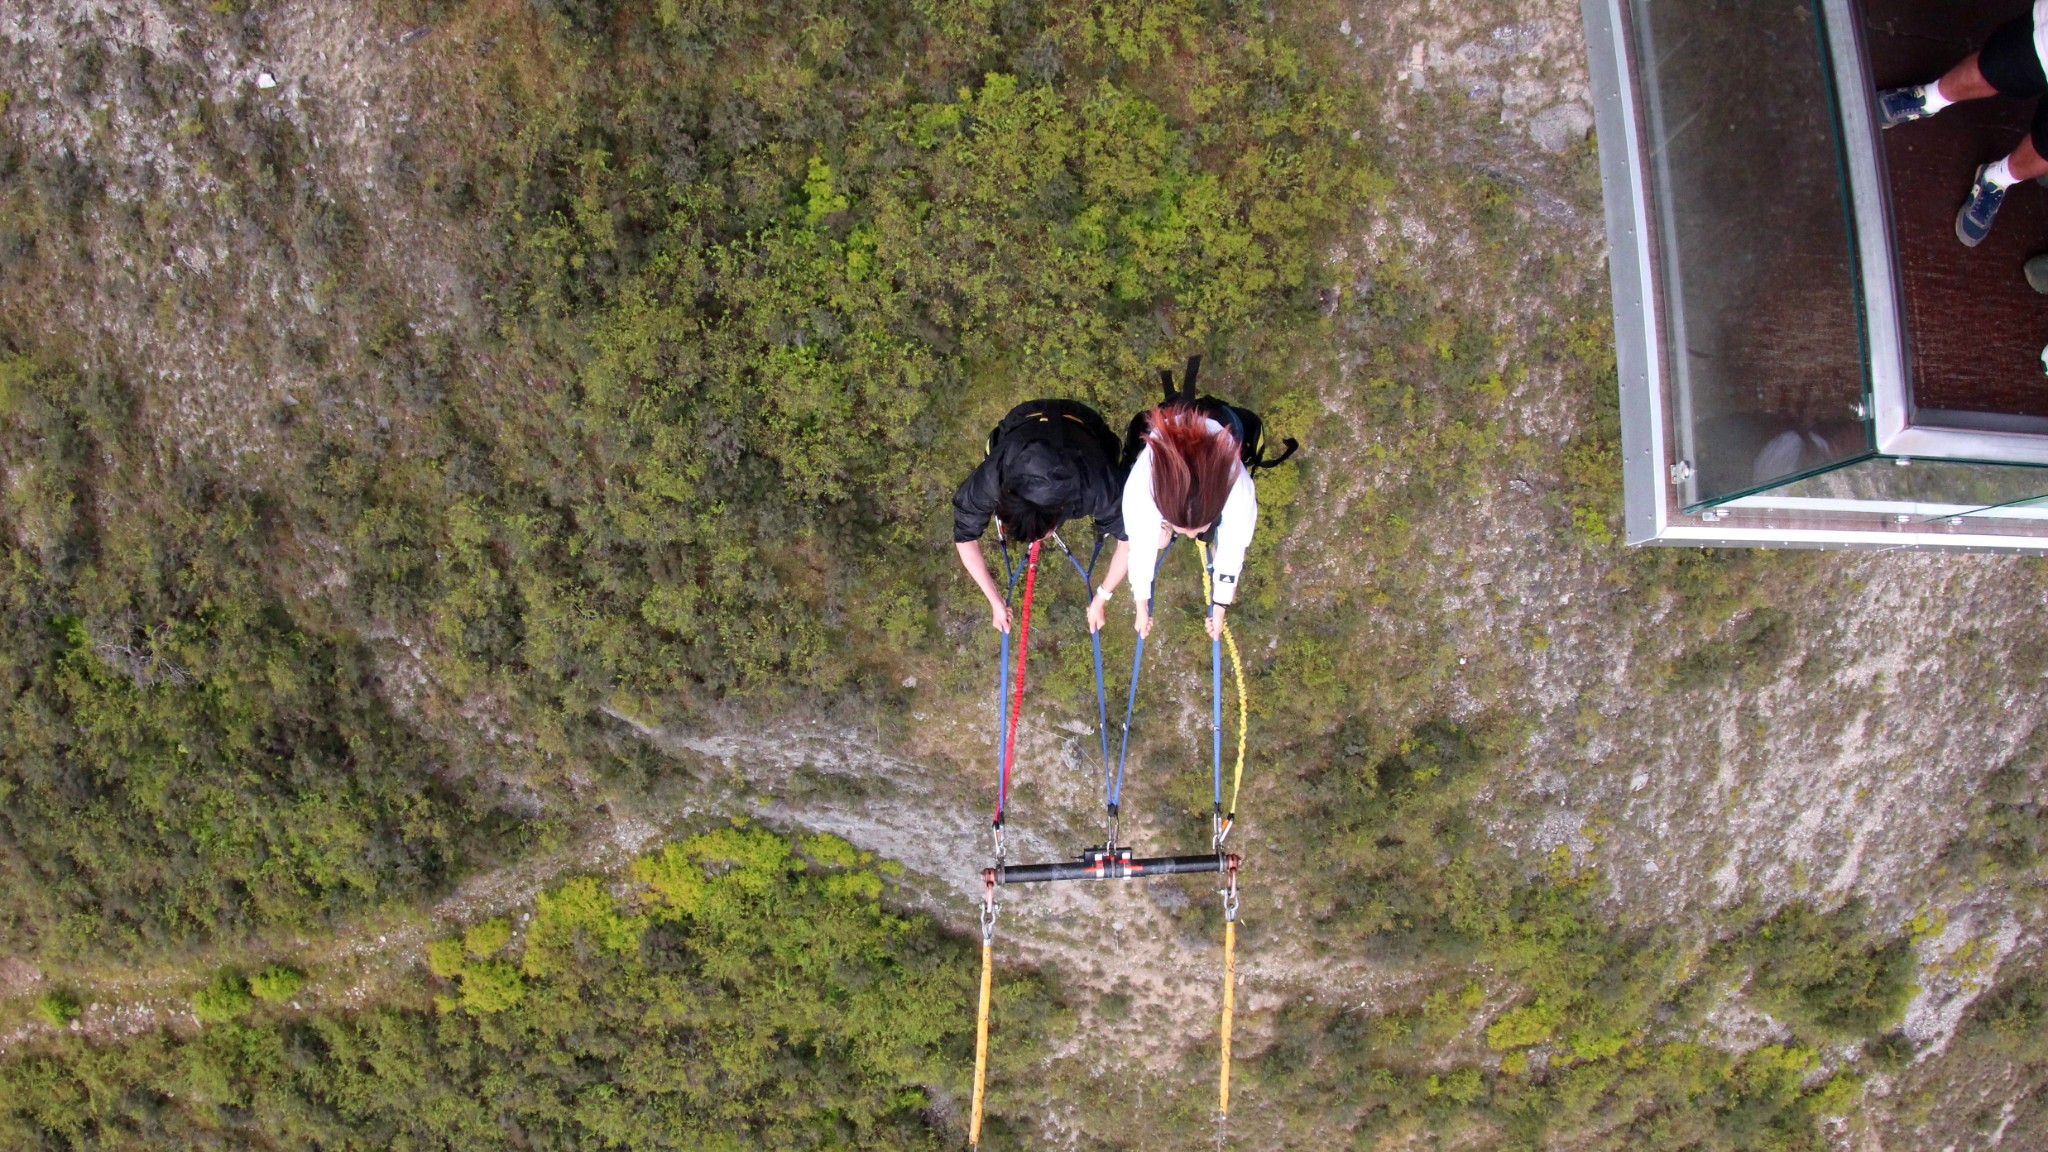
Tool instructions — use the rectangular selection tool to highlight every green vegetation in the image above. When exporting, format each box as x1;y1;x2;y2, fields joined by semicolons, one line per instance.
191;970;255;1024
229;0;1380;734
0;0;2038;1147
0;0;1366;967
1883;972;2048;1140
31;991;79;1029
1738;901;1914;1041
0;354;505;964
246;965;306;1004
0;827;1057;1149
1251;715;1906;1150
1669;606;1795;690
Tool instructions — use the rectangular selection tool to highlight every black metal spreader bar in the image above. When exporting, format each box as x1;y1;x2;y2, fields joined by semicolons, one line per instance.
994;848;1237;885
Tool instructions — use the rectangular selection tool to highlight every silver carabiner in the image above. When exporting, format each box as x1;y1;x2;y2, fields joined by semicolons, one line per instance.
980;869;1000;943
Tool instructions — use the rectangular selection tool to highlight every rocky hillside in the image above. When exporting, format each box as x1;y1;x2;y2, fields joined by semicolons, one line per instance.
0;1;2044;1149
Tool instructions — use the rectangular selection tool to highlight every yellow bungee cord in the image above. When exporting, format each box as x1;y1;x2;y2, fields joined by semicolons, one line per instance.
1195;540;1250;1120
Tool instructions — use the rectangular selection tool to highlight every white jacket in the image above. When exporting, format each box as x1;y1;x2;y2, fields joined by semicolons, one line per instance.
2035;0;2048;76
1122;418;1258;606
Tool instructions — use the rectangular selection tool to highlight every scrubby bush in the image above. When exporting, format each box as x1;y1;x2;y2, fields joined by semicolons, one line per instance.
461;917;512;957
1741;901;1915;1041
0;355;494;964
1299;717;1495;954
1670;607;1796;690
424;937;468;979
246;966;305;1004
31;991;79;1029
191;971;253;1024
0;829;1061;1146
1964;976;2048;1061
456;959;524;1013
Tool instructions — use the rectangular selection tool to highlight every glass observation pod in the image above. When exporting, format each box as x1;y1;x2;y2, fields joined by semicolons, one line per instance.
1584;0;2048;550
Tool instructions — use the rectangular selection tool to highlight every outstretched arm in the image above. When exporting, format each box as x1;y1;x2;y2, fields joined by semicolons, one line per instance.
1205;472;1258;639
1123;451;1162;638
1085;539;1130;632
955;540;1012;633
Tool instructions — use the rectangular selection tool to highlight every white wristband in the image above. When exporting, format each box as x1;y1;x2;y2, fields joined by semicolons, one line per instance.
1093;585;1112;602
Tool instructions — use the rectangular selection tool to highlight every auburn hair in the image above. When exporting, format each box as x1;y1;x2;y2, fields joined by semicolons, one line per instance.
1144;405;1241;532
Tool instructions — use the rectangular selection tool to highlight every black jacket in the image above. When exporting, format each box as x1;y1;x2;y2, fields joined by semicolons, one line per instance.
952;400;1127;543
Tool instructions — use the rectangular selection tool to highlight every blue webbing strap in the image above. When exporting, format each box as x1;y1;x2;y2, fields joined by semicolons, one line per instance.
1113;633;1141;812
1110;537;1176;815
1050;532;1113;810
995;541;1022;807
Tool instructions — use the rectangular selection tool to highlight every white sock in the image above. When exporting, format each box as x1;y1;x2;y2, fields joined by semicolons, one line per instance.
1920;81;1955;113
1985;156;2020;189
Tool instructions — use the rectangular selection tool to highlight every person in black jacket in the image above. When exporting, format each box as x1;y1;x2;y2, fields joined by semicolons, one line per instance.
953;399;1131;633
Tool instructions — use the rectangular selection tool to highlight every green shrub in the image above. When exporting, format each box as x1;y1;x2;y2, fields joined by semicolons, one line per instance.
1964;976;2048;1061
1486;998;1558;1050
456;959;525;1014
1422;979;1483;1039
32;991;80;1028
246;966;305;1004
1301;717;1494;953
462;917;512;957
191;971;253;1024
802;832;863;869
1742;901;1914;1041
1426;1066;1486;1105
425;937;468;979
1670;607;1795;690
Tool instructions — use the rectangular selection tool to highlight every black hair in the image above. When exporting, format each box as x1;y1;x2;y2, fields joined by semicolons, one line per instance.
995;485;1061;544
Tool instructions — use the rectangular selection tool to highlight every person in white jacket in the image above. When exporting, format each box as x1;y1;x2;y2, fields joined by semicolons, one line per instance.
1093;404;1256;640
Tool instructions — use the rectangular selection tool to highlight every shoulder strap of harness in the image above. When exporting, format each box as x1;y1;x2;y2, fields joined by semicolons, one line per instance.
1248;436;1299;476
1160;355;1203;405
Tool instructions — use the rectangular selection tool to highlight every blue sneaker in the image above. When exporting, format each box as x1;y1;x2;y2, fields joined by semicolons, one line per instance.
1957;165;2007;247
1878;86;1937;128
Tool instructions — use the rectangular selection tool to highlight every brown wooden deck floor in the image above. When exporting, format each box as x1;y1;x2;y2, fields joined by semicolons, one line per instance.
1864;0;2048;423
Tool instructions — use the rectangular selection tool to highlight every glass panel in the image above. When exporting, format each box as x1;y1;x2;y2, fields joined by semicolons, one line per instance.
1629;0;1874;508
1764;455;2048;516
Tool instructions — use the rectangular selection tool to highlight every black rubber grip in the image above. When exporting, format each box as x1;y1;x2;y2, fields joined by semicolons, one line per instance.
996;851;1225;884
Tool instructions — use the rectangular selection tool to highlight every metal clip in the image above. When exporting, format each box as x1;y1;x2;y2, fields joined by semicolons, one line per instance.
1212;811;1232;850
980;868;1001;943
1220;856;1240;923
990;820;1006;864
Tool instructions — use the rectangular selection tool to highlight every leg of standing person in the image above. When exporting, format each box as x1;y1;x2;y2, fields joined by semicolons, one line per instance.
1954;14;2048;246
1957;125;2048;248
1883;11;2044;128
1880;52;1997;127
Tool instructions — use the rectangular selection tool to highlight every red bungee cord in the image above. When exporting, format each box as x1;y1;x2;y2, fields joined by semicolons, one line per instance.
994;540;1041;826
